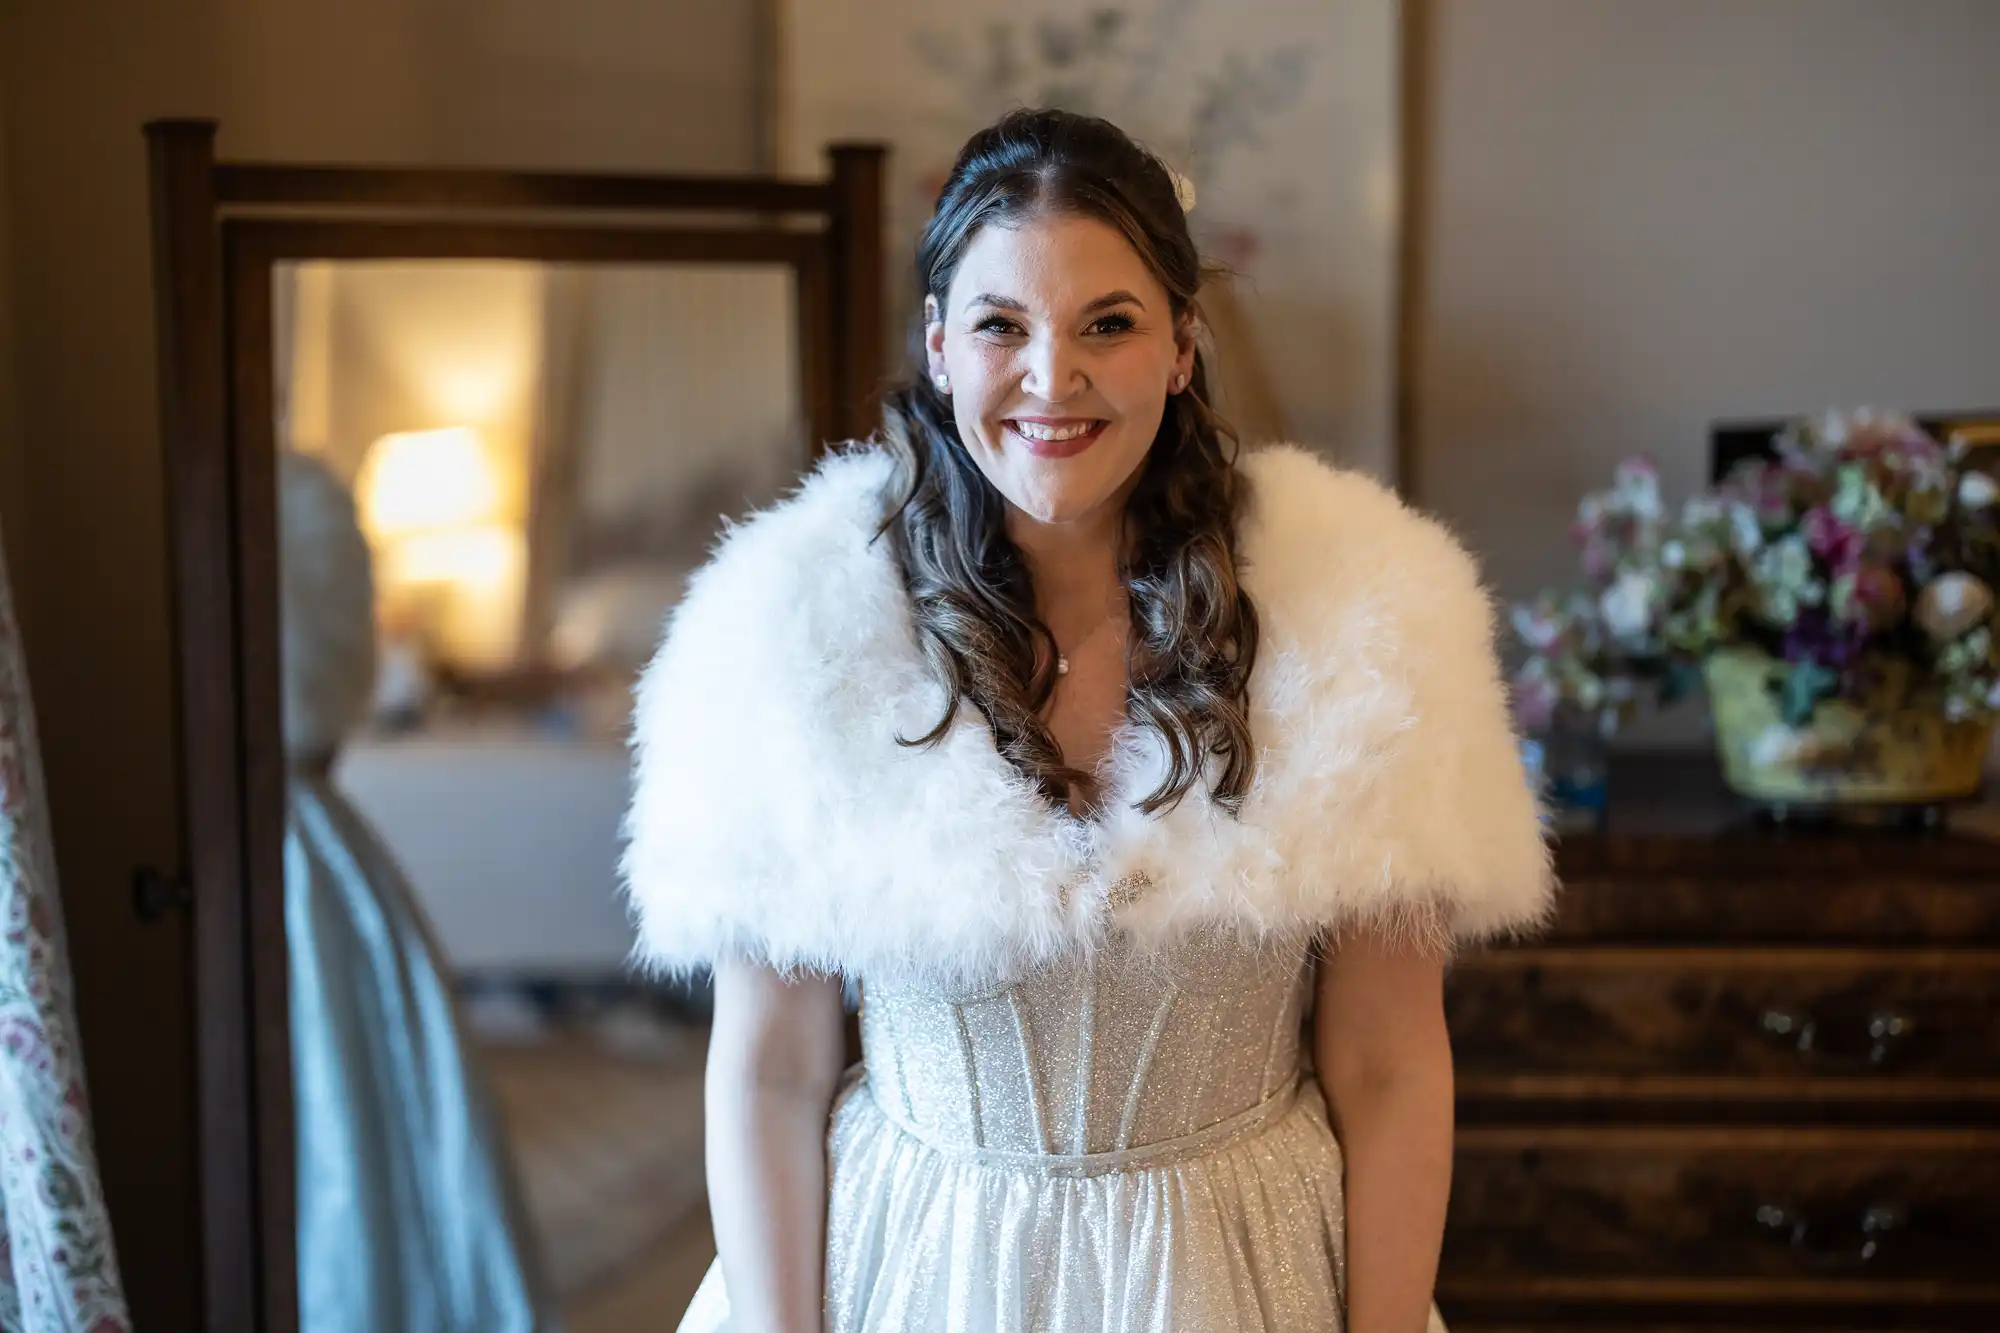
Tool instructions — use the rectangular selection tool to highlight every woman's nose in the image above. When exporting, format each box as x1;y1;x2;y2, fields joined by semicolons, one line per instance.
1020;332;1085;403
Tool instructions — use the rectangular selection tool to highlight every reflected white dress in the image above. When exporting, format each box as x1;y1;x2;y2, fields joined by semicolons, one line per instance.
279;451;558;1333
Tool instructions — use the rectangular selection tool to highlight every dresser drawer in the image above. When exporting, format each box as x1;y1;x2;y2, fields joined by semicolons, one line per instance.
1440;1127;2000;1304
1541;873;2000;946
1448;949;2000;1117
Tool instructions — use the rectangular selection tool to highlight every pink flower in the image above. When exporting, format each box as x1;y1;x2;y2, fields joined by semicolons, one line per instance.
1755;471;1798;526
1578;538;1613;583
1830;563;1907;632
1801;505;1864;571
1511;670;1559;734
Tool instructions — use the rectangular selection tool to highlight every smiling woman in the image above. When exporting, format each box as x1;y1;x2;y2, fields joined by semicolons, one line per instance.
887;111;1256;823
918;216;1200;814
633;107;1546;1333
927;222;1192;527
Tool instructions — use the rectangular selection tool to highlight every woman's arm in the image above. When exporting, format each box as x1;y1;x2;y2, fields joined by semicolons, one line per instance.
704;959;848;1333
1313;927;1455;1333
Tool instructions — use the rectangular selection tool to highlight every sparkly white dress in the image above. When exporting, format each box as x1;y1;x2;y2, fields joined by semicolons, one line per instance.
631;445;1552;1333
677;927;1449;1332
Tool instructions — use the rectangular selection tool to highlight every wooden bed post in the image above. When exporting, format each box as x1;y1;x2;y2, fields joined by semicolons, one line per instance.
828;142;887;444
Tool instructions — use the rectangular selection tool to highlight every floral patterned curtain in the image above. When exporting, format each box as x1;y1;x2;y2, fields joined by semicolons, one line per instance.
0;526;129;1331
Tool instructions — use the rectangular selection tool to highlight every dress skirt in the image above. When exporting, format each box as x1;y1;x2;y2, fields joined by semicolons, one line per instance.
677;1070;1450;1332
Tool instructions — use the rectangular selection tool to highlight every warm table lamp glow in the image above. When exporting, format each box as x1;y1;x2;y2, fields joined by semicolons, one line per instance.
355;426;525;668
356;426;499;540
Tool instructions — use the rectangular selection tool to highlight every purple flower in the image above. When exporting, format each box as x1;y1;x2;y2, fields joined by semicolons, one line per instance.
1904;525;1938;584
1781;608;1868;670
1510;665;1559;734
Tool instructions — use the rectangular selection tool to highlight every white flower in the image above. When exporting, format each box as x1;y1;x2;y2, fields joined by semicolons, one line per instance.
1613;460;1664;520
1575;674;1606;709
1958;471;1998;510
1729;503;1764;555
1814;406;1915;449
1915;572;1995;643
1749;724;1806;767
1599;570;1656;643
1510;604;1563;651
1682;495;1725;529
1168;168;1197;213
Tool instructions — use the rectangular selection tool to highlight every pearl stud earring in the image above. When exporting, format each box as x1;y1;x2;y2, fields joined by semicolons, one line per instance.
935;373;950;393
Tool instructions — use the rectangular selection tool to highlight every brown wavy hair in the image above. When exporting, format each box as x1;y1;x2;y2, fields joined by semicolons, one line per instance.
876;108;1260;817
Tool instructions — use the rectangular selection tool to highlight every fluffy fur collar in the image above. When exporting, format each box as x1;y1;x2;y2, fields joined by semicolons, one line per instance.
621;443;1554;986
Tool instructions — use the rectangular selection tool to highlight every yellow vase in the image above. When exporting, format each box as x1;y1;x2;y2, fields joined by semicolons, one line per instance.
1702;646;1992;806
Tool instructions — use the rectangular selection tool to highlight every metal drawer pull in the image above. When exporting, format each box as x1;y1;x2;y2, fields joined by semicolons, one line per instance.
1759;1007;1912;1069
1755;1201;1906;1266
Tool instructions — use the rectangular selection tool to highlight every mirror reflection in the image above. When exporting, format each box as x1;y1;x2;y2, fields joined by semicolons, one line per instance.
274;259;799;1329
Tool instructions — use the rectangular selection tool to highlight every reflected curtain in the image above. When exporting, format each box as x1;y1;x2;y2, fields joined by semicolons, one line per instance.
0;523;130;1331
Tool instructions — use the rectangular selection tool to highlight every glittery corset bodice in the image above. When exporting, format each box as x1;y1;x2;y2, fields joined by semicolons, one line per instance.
857;930;1314;1164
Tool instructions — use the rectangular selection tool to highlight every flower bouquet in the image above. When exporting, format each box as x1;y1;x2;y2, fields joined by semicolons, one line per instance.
1509;459;1702;827
1511;409;2000;815
1683;409;2000;807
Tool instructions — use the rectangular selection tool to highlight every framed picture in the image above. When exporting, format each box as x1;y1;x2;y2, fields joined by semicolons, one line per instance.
775;0;1405;477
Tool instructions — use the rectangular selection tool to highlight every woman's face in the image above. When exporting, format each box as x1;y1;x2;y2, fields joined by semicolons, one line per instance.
926;212;1195;531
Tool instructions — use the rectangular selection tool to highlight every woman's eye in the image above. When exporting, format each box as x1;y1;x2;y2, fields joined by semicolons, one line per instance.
975;317;1023;336
1090;313;1136;335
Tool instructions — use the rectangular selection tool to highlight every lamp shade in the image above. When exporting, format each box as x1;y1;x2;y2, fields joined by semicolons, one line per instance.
355;426;500;543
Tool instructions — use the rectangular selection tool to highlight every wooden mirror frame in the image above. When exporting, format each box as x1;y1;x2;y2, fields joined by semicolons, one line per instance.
144;119;886;1333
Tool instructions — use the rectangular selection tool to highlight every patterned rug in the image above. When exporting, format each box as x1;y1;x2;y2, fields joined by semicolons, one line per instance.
477;1009;710;1309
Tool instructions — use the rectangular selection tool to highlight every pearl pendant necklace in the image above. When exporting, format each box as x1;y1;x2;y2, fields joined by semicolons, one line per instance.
1054;603;1121;681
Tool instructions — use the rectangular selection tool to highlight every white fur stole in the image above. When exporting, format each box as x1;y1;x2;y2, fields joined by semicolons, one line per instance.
620;443;1555;986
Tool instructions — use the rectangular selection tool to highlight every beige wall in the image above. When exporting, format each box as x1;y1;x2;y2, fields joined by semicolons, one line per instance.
1415;0;2000;742
0;2;760;1322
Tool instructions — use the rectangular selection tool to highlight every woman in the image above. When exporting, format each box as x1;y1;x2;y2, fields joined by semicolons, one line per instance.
279;450;559;1333
623;109;1553;1332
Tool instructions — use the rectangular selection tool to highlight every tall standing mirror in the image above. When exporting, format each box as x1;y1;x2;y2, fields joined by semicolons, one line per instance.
280;258;805;1330
147;124;885;1333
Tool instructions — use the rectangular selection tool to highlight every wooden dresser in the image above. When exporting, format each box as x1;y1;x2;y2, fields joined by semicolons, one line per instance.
1439;753;2000;1332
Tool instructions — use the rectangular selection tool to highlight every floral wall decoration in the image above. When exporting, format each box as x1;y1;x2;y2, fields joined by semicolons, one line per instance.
778;0;1404;475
